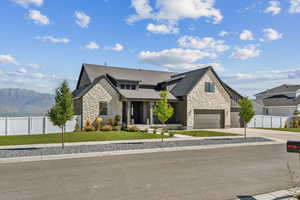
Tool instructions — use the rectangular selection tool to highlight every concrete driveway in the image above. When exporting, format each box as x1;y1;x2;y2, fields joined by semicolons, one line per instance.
205;128;300;142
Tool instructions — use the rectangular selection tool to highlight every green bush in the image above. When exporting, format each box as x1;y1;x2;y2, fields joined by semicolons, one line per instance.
114;115;121;126
169;132;175;137
113;125;121;131
84;119;95;132
74;119;81;132
108;118;115;127
128;126;140;132
101;125;113;131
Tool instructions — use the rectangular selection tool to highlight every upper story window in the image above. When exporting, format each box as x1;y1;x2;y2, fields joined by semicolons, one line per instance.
205;82;215;93
118;83;137;90
99;102;108;116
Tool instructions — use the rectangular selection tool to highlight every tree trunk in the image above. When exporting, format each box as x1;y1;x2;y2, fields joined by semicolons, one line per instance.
162;122;164;143
61;125;64;149
244;121;247;140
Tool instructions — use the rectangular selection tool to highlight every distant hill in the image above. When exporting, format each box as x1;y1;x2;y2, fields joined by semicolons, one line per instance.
0;88;55;117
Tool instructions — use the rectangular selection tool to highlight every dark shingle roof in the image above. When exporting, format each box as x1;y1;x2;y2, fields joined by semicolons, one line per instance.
83;63;175;85
256;84;300;96
263;95;300;106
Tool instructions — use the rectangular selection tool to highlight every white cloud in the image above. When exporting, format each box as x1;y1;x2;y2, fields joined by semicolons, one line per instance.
219;31;228;37
29;63;41;69
0;54;19;65
12;0;43;8
27;9;50;25
111;43;124;52
83;42;100;50
263;28;282;40
177;36;230;52
146;23;179;34
75;11;90;28
127;0;223;24
230;45;260;60
138;48;217;70
239;30;254;41
265;1;281;15
289;0;300;13
36;36;70;43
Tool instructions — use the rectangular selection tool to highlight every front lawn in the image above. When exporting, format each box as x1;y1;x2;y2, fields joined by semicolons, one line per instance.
0;131;167;146
259;128;300;133
171;130;238;137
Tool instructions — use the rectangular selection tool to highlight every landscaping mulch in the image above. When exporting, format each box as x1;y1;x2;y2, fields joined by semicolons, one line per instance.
0;137;272;158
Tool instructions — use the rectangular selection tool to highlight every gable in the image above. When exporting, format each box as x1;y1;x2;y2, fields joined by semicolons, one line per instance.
77;67;91;89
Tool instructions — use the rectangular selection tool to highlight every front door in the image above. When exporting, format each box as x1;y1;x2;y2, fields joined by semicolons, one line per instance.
132;102;143;124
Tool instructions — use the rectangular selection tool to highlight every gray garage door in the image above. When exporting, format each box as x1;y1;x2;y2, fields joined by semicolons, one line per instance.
231;108;242;128
194;109;225;129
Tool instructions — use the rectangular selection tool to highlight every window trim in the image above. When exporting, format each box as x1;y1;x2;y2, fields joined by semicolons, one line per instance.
205;82;215;93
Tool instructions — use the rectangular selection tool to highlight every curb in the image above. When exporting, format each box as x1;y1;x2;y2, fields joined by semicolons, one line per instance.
0;140;280;164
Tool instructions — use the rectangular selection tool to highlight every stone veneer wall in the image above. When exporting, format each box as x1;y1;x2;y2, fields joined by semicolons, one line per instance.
82;78;122;124
186;70;231;129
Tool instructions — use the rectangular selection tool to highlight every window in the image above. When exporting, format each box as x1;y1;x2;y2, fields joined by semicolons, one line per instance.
99;102;108;116
205;82;215;93
119;83;137;90
120;84;125;89
126;85;131;90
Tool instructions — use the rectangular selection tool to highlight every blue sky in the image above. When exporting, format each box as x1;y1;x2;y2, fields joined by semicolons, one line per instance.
0;0;300;96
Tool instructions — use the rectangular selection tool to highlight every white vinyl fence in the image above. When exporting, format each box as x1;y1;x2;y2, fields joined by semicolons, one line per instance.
0;115;81;136
248;115;290;128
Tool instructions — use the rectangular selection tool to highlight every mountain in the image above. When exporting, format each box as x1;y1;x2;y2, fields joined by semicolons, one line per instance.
0;88;55;117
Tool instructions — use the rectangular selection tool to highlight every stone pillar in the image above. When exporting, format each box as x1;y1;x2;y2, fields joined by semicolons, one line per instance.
127;101;131;126
149;102;154;125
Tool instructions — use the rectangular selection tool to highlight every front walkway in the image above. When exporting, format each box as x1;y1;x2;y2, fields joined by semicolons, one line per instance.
202;128;300;143
236;188;299;200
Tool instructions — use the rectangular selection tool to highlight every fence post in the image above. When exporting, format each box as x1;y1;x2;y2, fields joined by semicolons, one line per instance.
44;116;47;134
262;116;264;128
28;116;31;135
271;116;273;128
5;117;8;136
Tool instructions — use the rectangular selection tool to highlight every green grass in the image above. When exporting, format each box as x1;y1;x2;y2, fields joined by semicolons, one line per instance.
259;128;300;133
170;130;238;137
0;131;167;146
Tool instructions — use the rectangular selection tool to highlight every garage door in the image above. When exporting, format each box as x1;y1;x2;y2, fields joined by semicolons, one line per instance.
194;109;224;129
231;108;242;128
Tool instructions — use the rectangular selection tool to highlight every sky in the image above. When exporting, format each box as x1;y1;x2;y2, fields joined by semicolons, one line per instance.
0;0;300;97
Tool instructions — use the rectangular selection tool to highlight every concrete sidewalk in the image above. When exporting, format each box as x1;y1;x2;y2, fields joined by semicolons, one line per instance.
236;188;299;200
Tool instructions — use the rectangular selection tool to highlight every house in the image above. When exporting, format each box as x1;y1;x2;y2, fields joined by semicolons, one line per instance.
254;84;300;116
73;64;243;129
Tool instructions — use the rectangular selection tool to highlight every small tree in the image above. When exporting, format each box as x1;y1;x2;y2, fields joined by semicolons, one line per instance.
48;81;74;149
238;98;255;140
153;91;174;142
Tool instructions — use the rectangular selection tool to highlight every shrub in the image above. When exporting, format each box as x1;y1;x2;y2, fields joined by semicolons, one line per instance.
162;128;169;133
101;125;113;131
121;125;127;131
153;128;157;134
95;117;103;131
84;119;95;132
128;126;140;132
144;128;149;133
113;125;121;131
108;118;115;127
169;132;175;137
114;115;121;126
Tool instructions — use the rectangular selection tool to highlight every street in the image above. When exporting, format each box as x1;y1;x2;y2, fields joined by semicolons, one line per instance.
0;144;298;200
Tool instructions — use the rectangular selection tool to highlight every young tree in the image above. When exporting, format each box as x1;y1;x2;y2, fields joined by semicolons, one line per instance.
238;98;255;139
153;91;174;142
48;81;74;149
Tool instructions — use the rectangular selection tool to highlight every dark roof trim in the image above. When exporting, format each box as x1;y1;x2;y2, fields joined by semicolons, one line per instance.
76;64;91;90
73;74;123;99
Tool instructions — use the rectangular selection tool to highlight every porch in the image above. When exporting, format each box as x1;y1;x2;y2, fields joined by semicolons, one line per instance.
121;101;181;127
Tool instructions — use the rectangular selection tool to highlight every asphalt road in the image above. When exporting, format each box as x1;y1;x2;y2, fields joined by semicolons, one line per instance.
0;144;299;200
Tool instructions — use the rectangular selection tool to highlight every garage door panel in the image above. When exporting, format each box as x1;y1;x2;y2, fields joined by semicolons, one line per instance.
194;109;224;129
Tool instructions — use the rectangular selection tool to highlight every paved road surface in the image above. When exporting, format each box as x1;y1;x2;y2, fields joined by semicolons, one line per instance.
1;143;300;200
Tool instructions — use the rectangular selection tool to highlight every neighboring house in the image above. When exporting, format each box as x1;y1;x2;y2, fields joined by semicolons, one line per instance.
73;64;243;129
254;84;300;116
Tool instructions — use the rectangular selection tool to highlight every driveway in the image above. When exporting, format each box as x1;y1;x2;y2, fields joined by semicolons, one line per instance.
0;144;299;200
205;128;300;142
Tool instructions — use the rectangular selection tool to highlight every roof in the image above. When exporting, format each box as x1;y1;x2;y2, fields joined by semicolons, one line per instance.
119;88;177;100
263;94;300;106
73;63;242;100
83;63;176;85
256;84;300;96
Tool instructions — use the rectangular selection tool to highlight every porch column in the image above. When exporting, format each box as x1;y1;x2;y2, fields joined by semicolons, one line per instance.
149;102;154;125
127;101;131;126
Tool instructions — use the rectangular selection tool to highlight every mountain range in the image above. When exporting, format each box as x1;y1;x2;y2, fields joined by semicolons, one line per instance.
0;88;55;117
